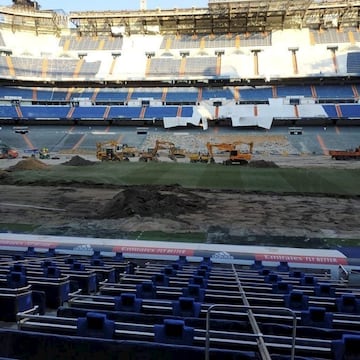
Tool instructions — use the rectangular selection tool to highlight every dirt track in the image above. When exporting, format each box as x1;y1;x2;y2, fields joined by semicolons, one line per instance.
0;155;359;241
0;182;359;240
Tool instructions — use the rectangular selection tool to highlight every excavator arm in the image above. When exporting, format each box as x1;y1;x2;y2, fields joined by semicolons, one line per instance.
206;141;253;165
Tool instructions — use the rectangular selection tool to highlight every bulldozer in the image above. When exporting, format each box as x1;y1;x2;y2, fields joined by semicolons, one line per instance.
139;140;184;162
206;141;253;165
96;141;133;161
0;144;19;159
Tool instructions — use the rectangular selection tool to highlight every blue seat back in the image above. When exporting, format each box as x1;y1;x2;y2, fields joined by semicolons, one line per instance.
77;312;115;339
272;282;293;294
136;281;157;299
284;291;309;310
43;266;61;278
182;284;205;302
172;297;201;317
6;272;27;289
114;293;142;312
332;334;360;359
154;319;194;345
300;307;333;328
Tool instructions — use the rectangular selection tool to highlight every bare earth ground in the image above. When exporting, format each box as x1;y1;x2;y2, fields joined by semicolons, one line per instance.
0;163;359;241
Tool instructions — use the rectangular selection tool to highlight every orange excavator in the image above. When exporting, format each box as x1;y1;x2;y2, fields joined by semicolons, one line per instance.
206;141;253;165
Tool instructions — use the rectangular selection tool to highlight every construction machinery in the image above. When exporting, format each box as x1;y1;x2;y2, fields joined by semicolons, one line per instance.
188;152;211;163
329;146;360;160
206;141;253;165
39;147;50;159
0;144;19;159
96;141;133;161
139;140;185;162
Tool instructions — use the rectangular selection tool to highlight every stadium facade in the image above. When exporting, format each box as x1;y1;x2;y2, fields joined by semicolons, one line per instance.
0;0;359;129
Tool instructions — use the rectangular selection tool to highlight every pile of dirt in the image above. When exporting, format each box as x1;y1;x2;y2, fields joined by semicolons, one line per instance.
0;169;9;179
62;155;96;166
248;160;279;168
7;157;49;171
97;185;207;219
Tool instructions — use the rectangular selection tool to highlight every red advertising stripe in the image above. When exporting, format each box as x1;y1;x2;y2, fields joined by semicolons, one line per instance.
0;239;58;249
113;246;194;256
256;253;347;265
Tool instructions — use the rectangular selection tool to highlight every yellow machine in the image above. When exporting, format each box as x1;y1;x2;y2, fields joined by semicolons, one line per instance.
139;140;185;162
96;141;133;161
188;152;210;163
206;141;253;165
39;147;50;159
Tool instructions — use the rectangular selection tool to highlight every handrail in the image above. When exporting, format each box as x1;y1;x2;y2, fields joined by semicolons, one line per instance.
339;264;349;282
204;263;297;360
232;263;272;360
205;304;297;360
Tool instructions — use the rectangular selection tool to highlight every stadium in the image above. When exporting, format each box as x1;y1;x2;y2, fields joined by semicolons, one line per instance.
0;0;359;359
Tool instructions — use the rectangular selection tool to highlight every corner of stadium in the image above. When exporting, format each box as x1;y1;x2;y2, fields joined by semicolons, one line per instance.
0;0;359;359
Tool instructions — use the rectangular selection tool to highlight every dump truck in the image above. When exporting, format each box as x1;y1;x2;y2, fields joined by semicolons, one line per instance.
329;146;360;160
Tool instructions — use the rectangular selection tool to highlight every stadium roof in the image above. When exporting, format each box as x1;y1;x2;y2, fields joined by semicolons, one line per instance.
0;0;360;35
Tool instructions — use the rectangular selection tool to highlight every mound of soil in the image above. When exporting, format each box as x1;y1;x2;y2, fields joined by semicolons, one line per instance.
98;185;207;219
62;156;96;166
7;157;49;171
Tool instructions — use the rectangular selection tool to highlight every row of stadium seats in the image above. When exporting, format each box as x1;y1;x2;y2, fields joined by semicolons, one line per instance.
1;85;358;102
0;246;357;359
1;51;359;79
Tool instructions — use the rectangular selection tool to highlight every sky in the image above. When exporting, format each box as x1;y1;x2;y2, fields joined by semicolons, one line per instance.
0;0;209;13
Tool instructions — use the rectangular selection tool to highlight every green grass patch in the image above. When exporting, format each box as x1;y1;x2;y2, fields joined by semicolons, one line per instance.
0;223;40;233
7;162;360;196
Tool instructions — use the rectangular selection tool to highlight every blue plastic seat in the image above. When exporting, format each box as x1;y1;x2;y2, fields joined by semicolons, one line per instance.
300;275;317;286
172;297;201;318
162;266;177;276
188;275;207;288
336;294;360;314
136;281;157;299
182;284;205;302
331;334;360;359
300;306;333;328
265;273;282;284
154;319;194;345
152;273;169;286
77;312;115;339
114;293;142;312
9;263;26;275
91;258;104;267
284;290;309;310
43;266;61;278
314;283;336;297
71;262;86;271
277;261;290;272
272;281;293;294
6;272;27;289
251;260;264;270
